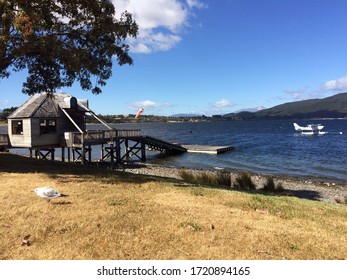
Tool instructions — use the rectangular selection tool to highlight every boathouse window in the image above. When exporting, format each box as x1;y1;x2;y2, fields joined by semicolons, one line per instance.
40;119;57;134
12;120;23;135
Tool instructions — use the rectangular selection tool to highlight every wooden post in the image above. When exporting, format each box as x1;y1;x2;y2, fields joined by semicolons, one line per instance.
61;147;65;162
110;143;114;163
81;132;85;165
51;148;55;161
68;147;71;162
88;145;91;163
116;138;121;163
141;138;146;162
35;149;40;159
125;139;129;161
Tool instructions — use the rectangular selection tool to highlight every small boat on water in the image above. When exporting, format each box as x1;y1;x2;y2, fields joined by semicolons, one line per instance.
293;123;342;135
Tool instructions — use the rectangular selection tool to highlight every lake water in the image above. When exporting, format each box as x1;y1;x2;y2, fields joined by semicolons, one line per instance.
2;119;347;184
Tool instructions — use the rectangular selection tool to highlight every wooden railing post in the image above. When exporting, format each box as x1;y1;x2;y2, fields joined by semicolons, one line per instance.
81;132;85;165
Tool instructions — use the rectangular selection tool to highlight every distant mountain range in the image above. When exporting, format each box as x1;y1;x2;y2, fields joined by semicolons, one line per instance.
224;92;347;120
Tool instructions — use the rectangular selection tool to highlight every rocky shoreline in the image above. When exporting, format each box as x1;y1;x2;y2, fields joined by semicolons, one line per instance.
117;163;347;204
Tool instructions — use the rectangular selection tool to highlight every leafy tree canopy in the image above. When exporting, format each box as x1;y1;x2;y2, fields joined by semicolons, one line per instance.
0;0;138;95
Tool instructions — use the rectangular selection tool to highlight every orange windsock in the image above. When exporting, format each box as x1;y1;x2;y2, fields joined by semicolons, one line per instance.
135;108;144;118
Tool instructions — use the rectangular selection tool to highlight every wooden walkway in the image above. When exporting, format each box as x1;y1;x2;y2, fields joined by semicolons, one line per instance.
182;145;235;154
0;130;187;163
0;130;235;163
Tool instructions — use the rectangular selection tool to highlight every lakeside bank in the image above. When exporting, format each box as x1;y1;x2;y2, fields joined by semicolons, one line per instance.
117;162;347;204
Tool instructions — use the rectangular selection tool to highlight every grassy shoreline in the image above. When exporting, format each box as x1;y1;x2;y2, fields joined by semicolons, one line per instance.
119;162;347;203
1;153;347;260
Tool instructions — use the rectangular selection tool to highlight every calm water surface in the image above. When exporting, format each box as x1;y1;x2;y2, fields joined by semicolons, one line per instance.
2;119;347;184
113;119;347;183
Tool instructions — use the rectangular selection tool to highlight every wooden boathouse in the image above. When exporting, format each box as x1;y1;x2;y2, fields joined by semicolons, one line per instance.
2;92;187;164
0;92;235;164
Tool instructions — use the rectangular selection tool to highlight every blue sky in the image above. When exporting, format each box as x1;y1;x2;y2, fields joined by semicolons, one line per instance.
1;0;347;116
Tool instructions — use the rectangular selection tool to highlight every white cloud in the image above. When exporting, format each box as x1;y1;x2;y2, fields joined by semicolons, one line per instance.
113;0;206;53
128;100;173;110
187;0;207;9
323;76;347;92
212;99;235;108
284;90;308;100
129;30;181;53
283;75;347;103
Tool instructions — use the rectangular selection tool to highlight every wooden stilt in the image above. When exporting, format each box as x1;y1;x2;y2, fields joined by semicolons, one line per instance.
68;147;71;162
116;138;121;163
101;144;104;161
110;143;114;163
141;139;146;162
61;147;65;162
125;139;129;161
88;145;91;163
81;132;85;165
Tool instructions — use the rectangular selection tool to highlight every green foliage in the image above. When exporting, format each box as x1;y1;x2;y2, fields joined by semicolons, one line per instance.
179;170;196;182
215;170;232;186
233;172;257;190
0;0;138;95
0;106;18;120
262;177;285;193
178;170;231;187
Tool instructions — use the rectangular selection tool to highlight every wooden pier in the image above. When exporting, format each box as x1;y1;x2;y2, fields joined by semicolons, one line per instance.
0;129;235;163
0;129;187;164
182;145;235;154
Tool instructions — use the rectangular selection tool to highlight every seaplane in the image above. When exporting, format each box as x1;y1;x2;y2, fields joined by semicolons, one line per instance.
293;123;342;135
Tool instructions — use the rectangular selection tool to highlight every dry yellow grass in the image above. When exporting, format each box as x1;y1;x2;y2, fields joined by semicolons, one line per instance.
0;153;347;260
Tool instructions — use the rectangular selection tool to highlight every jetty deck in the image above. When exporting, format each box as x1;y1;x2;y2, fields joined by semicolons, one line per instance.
0;130;234;162
182;145;235;154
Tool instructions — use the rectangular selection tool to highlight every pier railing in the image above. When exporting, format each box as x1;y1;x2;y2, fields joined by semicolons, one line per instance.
64;129;142;146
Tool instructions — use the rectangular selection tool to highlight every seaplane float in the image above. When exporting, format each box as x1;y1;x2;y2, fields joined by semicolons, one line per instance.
293;123;343;135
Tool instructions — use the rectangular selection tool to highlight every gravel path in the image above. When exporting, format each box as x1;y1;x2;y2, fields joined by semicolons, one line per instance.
117;163;347;204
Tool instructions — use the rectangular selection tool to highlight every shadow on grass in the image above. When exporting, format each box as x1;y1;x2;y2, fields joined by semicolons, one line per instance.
173;181;323;202
284;189;322;201
0;153;325;201
0;152;158;184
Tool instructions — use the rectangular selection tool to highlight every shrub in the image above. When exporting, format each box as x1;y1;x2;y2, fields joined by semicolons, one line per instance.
263;177;276;192
263;177;285;193
198;172;214;185
215;170;231;187
275;182;285;193
233;172;257;190
179;169;231;187
179;170;195;182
